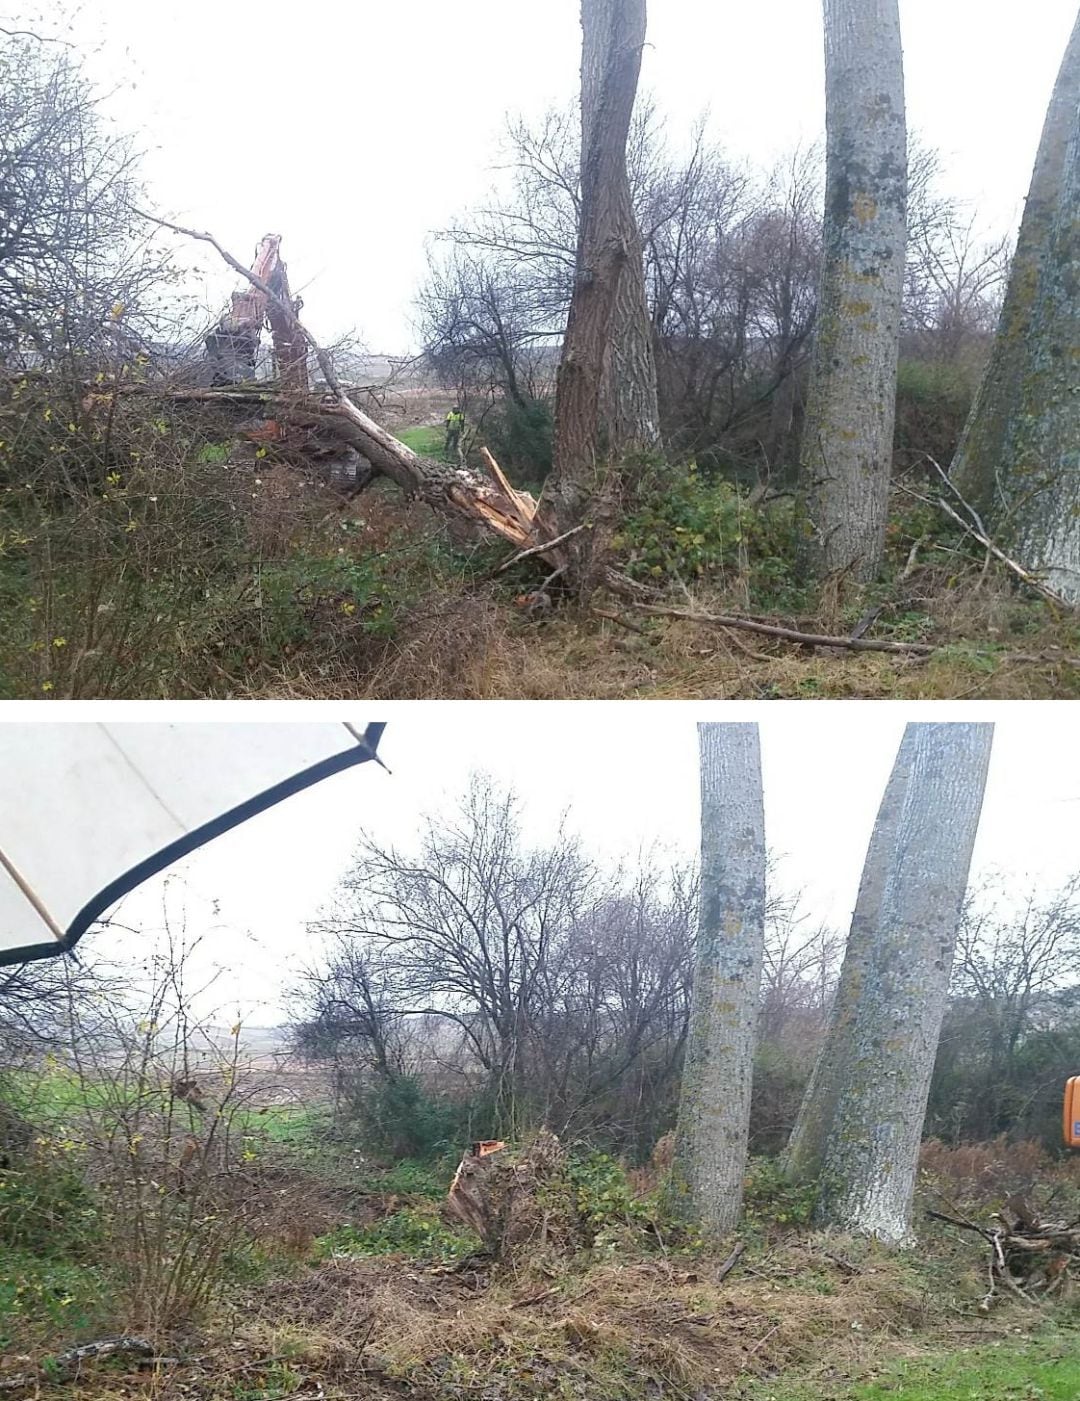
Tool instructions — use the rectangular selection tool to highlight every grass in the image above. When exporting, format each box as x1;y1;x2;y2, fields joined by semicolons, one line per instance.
0;1248;104;1354
5;1079;1080;1399
764;1330;1080;1400
396;423;447;457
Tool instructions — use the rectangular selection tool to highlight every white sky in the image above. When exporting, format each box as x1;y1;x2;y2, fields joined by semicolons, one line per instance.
39;0;1080;351
36;700;1078;1025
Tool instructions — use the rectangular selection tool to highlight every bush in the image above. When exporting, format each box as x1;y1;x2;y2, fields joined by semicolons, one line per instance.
563;1149;653;1245
919;1136;1053;1206
742;1156;818;1229
893;358;980;473
616;465;801;605
0;1153;96;1257
348;1076;469;1162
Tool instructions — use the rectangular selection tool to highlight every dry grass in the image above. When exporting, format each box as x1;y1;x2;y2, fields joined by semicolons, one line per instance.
221;1233;982;1401
246;530;1080;699
12;1175;1078;1401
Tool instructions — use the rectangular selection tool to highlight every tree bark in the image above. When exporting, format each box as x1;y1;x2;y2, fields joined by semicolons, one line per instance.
950;12;1080;526
795;723;994;1246
543;0;660;595
798;0;907;583
670;723;766;1235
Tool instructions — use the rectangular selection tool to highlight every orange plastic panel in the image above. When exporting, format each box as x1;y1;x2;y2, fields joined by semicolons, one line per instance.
1065;1077;1080;1149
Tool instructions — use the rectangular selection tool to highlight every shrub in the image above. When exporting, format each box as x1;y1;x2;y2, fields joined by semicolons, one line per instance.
893;358;980;473
347;1076;469;1162
0;1154;96;1257
616;465;801;605
742;1156;818;1229
919;1136;1052;1206
563;1149;653;1245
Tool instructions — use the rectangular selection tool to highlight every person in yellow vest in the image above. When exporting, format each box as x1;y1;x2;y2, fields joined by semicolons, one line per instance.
444;405;465;459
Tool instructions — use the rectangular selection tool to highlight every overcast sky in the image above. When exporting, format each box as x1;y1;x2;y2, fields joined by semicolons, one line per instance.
37;0;1080;351
65;702;1080;1026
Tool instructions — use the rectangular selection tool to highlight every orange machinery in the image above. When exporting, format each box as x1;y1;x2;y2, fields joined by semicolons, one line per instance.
1066;1077;1080;1149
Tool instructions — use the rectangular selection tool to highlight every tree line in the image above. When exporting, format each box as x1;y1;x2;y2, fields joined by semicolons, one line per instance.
295;726;1080;1245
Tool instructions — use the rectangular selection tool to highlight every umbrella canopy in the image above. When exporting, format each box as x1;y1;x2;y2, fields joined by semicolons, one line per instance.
0;721;384;967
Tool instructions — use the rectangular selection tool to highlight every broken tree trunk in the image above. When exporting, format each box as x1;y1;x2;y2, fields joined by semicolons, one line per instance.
446;1131;578;1262
164;218;559;553
149;218;655;595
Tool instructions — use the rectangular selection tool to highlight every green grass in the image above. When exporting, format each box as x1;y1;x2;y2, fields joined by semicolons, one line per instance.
315;1205;478;1264
396;424;447;458
855;1348;1080;1400
767;1334;1080;1401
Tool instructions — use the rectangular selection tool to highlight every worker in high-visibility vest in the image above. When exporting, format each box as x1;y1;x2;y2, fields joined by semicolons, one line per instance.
444;406;465;459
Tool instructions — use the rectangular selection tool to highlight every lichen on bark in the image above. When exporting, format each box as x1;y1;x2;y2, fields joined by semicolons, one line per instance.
798;0;907;584
671;724;766;1235
787;723;993;1246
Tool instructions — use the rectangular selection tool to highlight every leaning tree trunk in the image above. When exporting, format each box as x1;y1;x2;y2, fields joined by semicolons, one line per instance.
543;0;660;596
782;726;913;1184
802;723;994;1246
798;0;907;583
951;11;1080;524
670;723;766;1235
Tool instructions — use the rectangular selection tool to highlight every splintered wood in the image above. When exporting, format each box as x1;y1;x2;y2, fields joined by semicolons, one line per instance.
446;1130;573;1261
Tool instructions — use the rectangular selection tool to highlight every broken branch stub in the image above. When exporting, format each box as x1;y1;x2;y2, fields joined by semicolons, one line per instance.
446;1129;577;1262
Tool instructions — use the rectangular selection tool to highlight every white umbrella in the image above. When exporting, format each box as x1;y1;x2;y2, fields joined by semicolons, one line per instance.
0;721;384;966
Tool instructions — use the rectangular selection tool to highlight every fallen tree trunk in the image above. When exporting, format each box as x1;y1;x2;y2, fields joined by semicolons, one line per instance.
143;216;563;559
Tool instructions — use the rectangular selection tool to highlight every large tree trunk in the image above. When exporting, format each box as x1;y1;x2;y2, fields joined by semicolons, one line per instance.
670;723;765;1235
798;0;907;583
543;0;660;595
951;13;1080;525
794;723;993;1246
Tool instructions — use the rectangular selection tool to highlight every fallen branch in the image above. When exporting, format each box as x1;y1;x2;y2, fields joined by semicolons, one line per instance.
716;1241;746;1282
494;523;588;575
902;459;1075;611
0;1337;156;1391
631;604;937;656
928;1193;1080;1313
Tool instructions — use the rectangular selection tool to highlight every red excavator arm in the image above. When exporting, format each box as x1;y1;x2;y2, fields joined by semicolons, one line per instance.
204;235;308;391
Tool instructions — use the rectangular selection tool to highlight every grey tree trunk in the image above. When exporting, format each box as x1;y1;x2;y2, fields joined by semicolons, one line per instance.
670;723;766;1235
799;0;907;583
782;731;913;1184
951;12;1080;527
544;0;660;594
799;724;994;1246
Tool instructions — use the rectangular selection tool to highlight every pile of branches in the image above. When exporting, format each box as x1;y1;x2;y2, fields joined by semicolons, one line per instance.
928;1192;1080;1311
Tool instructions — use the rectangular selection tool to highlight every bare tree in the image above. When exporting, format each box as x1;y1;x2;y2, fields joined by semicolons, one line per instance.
799;0;907;583
671;723;766;1234
544;0;659;592
299;775;701;1154
0;32;174;369
791;723;994;1244
929;876;1080;1142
